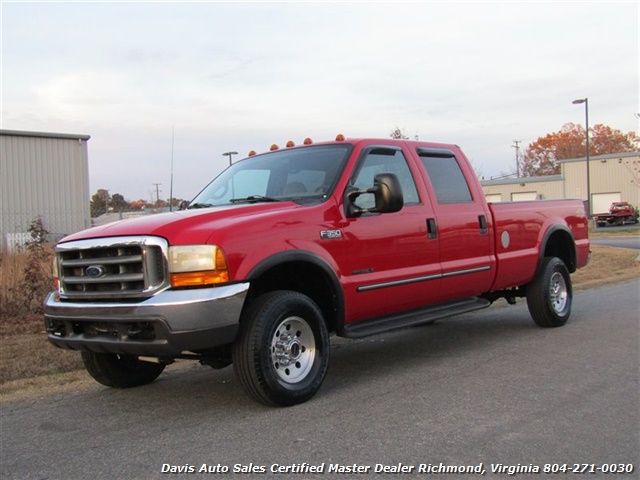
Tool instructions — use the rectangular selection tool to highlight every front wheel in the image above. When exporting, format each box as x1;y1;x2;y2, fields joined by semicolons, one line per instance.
81;352;166;388
232;291;330;407
526;257;573;328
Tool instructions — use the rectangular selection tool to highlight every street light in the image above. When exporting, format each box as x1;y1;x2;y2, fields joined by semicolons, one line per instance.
222;151;238;166
572;97;590;216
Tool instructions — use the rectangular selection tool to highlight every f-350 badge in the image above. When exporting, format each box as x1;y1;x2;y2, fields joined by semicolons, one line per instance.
320;230;342;240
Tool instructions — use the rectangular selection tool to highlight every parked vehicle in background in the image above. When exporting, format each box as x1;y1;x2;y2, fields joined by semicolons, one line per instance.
594;202;639;227
43;135;590;406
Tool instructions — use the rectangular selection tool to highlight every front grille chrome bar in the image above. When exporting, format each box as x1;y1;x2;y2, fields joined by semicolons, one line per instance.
56;236;170;301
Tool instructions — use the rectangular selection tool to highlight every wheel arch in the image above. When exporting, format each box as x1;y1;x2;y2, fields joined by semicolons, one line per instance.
245;251;344;333
539;225;578;273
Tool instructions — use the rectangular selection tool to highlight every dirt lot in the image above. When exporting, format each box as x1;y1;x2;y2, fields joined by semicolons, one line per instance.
1;242;638;400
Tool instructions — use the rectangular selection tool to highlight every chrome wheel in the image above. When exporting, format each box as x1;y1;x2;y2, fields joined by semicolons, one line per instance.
271;316;315;383
549;271;569;315
233;291;329;406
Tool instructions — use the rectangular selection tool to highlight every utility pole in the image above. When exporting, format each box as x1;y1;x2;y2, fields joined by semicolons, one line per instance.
512;140;521;177
152;183;162;207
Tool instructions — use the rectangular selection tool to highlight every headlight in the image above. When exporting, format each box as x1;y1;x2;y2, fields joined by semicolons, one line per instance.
169;245;229;287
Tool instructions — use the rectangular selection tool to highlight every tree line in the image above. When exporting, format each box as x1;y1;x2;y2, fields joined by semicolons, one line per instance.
90;189;187;217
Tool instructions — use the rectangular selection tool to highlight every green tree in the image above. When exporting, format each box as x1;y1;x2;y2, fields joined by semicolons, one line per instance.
110;193;129;212
522;123;639;176
90;189;110;217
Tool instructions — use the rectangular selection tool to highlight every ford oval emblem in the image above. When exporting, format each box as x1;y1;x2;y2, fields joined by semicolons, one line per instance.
85;265;107;278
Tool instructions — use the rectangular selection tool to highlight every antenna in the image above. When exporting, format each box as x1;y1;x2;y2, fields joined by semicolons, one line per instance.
169;127;175;212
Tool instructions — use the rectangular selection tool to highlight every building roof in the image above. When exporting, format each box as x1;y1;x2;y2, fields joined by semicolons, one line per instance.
481;174;563;187
558;151;639;164
0;129;90;141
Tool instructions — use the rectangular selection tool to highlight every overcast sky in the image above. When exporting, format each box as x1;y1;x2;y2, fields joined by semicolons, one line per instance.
2;1;638;203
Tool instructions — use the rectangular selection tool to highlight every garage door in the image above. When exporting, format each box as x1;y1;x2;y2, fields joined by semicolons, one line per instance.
592;192;621;214
485;193;502;203
511;192;538;201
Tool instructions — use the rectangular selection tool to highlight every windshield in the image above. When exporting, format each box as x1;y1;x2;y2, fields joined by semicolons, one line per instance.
189;144;352;207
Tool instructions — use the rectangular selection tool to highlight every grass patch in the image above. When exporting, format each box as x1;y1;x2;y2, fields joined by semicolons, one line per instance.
572;244;639;290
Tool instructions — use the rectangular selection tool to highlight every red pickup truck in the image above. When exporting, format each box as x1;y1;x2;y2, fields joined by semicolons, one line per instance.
594;202;639;227
44;136;590;406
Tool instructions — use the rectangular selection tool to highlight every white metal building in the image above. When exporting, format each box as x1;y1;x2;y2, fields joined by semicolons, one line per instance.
481;151;640;215
1;129;91;250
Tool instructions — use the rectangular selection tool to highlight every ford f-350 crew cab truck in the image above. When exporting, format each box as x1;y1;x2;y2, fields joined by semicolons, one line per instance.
44;136;590;406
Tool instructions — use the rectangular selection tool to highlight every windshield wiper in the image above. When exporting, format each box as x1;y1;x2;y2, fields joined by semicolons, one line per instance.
229;195;281;204
187;202;214;209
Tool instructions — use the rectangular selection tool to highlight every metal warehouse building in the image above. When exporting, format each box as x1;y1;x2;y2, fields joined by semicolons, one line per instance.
1;129;91;250
481;151;640;215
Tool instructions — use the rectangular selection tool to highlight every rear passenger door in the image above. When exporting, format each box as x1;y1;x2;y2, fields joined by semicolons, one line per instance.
415;147;494;301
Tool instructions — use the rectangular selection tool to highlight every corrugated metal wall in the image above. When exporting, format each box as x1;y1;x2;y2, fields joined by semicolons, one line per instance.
1;130;91;249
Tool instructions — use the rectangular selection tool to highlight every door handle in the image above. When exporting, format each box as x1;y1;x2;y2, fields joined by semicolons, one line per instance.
478;215;488;234
427;218;437;239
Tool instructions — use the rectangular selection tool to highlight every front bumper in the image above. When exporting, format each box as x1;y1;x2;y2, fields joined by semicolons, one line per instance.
44;283;249;357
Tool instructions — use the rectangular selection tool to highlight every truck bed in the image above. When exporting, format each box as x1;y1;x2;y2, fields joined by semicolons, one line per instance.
488;200;590;291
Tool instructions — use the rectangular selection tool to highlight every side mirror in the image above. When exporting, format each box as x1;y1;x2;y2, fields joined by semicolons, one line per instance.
345;173;404;217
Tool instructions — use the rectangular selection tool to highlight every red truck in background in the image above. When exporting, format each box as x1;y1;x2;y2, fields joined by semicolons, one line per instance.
44;136;590;406
593;202;639;227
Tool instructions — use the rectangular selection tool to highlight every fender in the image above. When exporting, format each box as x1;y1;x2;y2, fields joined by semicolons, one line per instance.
246;250;346;331
537;224;577;273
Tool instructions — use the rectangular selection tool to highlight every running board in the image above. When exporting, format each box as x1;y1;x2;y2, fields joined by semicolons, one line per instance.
340;297;491;339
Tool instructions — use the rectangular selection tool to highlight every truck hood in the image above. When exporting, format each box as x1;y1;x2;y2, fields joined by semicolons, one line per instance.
61;202;302;245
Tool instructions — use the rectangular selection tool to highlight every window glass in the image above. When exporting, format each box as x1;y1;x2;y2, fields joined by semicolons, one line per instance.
418;154;473;204
190;144;351;206
351;148;420;209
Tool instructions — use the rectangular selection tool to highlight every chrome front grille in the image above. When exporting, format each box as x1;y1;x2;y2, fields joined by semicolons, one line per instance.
57;236;169;300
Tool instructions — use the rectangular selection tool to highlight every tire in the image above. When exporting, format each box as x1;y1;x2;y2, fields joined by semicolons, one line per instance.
526;257;573;328
232;291;330;407
81;352;166;388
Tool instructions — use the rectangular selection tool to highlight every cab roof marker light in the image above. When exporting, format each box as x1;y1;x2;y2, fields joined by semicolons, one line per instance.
248;150;257;156
270;144;279;151
335;133;345;141
286;140;295;148
303;137;313;145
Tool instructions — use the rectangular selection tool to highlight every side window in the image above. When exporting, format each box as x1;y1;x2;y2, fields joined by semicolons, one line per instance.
418;152;473;204
351;148;420;209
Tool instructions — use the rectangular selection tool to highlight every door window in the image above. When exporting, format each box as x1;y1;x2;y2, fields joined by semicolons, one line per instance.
418;151;473;204
351;148;420;209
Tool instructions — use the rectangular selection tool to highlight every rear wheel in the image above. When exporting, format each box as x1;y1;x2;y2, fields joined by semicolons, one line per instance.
232;291;329;407
526;257;572;328
81;352;166;388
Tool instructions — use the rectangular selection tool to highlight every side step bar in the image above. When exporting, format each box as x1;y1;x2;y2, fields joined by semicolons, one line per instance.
340;297;491;339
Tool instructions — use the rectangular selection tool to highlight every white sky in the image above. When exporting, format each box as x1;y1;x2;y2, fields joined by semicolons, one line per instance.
2;1;638;203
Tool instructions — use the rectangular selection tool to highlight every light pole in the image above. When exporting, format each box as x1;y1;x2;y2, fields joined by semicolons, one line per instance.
222;151;238;166
572;98;590;216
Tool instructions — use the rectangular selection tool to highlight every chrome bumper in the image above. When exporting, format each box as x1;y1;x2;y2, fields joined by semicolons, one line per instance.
43;283;249;357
